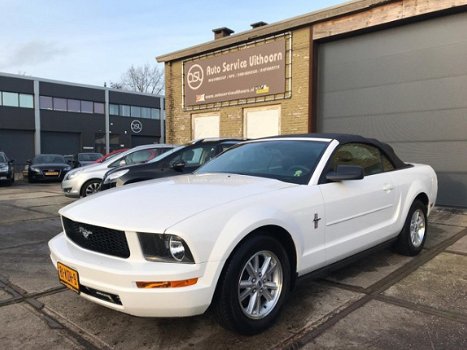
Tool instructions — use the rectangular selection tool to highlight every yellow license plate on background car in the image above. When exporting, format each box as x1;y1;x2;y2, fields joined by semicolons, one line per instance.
45;171;59;176
57;262;80;293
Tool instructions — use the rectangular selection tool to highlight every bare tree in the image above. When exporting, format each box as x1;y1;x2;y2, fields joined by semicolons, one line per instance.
119;64;164;95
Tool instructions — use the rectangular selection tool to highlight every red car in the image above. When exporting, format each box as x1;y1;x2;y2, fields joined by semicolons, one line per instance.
95;149;128;163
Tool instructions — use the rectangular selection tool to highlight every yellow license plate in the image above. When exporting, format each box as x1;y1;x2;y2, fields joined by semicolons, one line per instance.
57;262;80;293
45;171;59;176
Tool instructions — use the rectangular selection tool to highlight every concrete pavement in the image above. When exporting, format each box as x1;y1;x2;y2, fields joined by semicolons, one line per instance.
0;182;465;349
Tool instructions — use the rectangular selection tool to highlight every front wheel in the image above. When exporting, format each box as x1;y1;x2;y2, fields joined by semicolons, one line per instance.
394;200;427;256
80;179;101;197
213;234;291;335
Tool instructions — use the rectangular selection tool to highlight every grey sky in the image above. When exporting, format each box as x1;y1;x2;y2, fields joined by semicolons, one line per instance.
0;0;345;86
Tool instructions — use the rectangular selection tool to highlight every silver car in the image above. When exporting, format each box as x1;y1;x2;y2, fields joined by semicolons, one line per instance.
61;144;174;198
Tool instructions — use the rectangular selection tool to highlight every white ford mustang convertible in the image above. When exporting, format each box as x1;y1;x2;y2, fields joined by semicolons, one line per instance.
49;134;437;334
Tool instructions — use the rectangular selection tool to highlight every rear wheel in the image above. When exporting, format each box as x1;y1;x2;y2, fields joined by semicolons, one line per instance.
394;200;427;256
80;179;101;197
213;234;291;335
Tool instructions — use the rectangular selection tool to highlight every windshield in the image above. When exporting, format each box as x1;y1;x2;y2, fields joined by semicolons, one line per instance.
33;154;66;164
196;140;328;184
78;153;102;161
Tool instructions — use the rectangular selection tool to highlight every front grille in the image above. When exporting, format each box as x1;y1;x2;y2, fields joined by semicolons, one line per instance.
62;217;130;258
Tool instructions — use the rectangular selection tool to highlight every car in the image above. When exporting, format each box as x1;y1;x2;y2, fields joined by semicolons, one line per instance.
74;153;103;167
0;151;15;185
94;149;128;163
61;144;174;198
100;138;243;191
49;134;437;335
24;154;72;183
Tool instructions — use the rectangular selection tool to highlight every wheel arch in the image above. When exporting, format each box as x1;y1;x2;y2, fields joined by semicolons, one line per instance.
213;224;298;297
80;178;102;196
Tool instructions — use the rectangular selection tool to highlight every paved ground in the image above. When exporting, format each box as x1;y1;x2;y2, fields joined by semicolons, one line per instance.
0;181;466;349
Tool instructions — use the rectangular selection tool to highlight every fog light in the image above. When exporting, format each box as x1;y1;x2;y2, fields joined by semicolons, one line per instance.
136;278;198;288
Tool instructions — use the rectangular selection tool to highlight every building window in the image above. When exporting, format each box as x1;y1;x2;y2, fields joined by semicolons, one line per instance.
2;92;19;107
19;94;33;108
67;99;81;112
151;108;160;119
109;104;119;115
94;102;104;114
81;100;93;113
131;106;141;118
39;96;53;110
141;107;151;119
120;105;130;117
53;98;67;111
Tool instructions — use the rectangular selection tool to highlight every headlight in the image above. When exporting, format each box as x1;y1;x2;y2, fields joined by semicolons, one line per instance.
137;233;194;263
63;166;72;171
30;167;41;173
0;165;8;172
65;170;81;180
103;169;129;184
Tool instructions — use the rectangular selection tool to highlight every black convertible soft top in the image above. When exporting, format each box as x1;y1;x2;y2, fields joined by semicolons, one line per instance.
266;133;409;170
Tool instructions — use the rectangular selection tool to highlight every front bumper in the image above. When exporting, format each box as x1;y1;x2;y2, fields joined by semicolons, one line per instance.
48;233;216;317
61;178;81;198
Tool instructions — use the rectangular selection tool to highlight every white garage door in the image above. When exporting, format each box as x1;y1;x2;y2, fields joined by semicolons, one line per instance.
192;115;220;139
244;105;280;139
317;12;467;207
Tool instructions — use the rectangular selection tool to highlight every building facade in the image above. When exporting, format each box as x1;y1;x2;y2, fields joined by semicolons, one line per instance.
0;72;164;166
157;0;467;208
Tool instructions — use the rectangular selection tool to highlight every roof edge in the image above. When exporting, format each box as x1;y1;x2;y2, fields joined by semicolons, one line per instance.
156;0;396;62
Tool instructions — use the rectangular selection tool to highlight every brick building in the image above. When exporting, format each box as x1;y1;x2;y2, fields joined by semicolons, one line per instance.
157;0;467;207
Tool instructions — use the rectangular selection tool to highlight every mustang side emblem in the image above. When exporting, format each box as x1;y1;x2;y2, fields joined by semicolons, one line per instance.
78;226;93;239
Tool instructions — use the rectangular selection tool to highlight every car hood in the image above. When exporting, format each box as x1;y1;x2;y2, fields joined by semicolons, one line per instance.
59;173;294;233
31;163;69;169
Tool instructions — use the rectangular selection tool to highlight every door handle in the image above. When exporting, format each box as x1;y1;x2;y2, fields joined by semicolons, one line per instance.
383;184;394;192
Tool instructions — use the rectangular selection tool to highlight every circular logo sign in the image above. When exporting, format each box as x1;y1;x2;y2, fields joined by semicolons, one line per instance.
131;120;143;134
187;64;204;90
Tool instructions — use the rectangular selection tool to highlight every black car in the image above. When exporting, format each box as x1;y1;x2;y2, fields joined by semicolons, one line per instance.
100;138;243;191
24;154;72;183
0;151;15;186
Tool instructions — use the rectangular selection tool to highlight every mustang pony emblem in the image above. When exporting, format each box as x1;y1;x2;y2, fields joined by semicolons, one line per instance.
78;226;93;239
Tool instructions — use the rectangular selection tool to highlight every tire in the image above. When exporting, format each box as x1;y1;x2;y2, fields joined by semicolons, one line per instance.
394;200;427;256
212;233;291;335
80;179;101;197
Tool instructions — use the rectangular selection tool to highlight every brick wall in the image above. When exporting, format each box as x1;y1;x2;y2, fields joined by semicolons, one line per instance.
164;27;312;144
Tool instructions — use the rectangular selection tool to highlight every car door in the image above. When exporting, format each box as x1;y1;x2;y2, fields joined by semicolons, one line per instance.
319;143;399;264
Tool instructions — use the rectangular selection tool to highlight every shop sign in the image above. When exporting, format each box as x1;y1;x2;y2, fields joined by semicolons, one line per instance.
184;37;286;106
131;120;143;133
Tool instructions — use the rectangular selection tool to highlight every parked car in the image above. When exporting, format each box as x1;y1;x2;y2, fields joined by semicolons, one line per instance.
95;149;128;163
24;154;72;183
0;151;15;185
100;138;242;191
61;144;174;198
49;134;437;334
74;153;103;167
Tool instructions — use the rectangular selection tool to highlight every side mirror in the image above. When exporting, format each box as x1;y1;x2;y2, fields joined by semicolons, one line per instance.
26;160;31;165
326;165;364;182
172;160;186;172
9;159;15;163
119;159;126;167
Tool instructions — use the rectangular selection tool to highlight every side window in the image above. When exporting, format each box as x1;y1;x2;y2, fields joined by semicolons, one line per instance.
125;149;155;165
331;143;387;176
170;145;217;167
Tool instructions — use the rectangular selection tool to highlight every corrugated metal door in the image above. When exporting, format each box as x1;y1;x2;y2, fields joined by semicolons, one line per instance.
317;12;467;207
41;131;81;155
